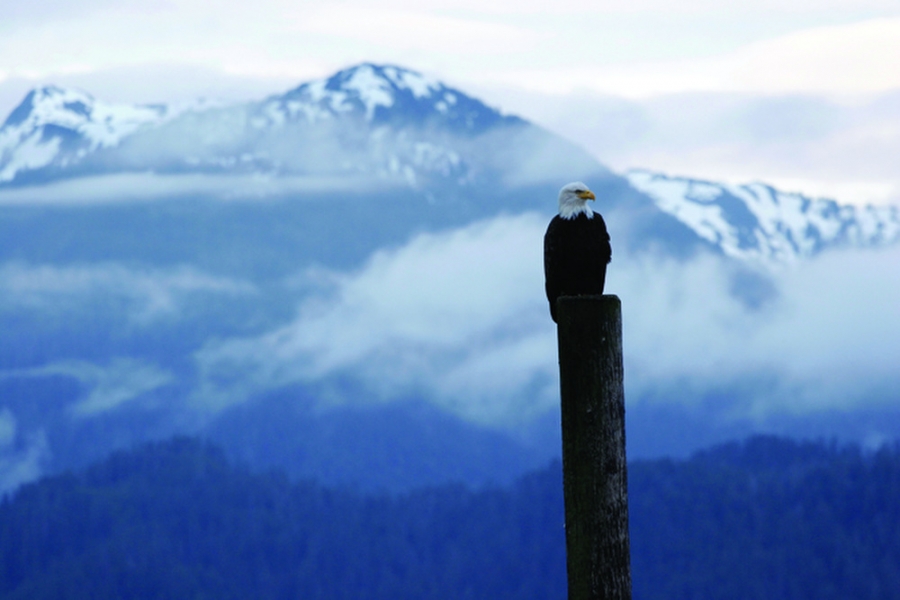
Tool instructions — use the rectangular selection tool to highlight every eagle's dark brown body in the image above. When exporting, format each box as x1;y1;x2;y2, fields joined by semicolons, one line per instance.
543;212;611;323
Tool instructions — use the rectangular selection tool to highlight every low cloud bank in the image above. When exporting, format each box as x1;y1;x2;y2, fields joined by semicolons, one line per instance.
615;247;900;416
0;261;256;324
195;213;556;423
0;173;380;206
193;211;900;428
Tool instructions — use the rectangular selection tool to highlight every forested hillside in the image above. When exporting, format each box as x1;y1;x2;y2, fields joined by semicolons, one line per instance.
1;436;898;599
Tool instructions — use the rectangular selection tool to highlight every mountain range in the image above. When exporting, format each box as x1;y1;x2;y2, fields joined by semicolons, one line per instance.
0;63;597;193
3;65;898;267
1;63;898;495
627;169;900;264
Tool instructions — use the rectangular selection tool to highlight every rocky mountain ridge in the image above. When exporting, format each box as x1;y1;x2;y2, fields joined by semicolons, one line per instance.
628;169;900;264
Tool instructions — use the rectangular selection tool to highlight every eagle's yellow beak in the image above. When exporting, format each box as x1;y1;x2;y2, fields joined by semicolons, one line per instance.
577;190;596;201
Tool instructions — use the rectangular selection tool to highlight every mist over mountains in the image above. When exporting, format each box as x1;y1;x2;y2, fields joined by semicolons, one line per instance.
1;63;899;494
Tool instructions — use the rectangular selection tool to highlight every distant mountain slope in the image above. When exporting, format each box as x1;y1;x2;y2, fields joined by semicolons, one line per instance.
627;169;900;264
2;436;899;599
0;63;600;190
205;394;548;492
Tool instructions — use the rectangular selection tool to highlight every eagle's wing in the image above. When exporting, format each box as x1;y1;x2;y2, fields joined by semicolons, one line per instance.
543;216;564;323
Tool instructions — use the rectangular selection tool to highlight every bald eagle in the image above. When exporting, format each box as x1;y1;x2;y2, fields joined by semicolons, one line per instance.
543;182;611;323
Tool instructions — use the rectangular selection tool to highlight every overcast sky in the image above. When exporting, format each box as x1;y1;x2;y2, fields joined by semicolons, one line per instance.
1;0;899;204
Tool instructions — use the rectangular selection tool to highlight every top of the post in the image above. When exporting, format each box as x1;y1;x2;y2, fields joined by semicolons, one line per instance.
556;294;621;312
555;295;622;334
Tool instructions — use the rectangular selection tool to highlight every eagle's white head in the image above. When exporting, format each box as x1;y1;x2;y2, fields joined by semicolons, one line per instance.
558;181;596;219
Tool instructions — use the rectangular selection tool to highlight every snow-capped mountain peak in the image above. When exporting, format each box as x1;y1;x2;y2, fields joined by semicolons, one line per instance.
627;169;900;264
0;63;530;187
0;86;170;183
256;63;515;132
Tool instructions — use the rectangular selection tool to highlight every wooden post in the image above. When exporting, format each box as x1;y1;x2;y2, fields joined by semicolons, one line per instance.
556;295;631;600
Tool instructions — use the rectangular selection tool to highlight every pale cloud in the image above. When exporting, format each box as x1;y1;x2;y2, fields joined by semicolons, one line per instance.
194;211;900;427
0;173;378;206
605;245;900;417
0;261;256;323
1;0;898;109
4;358;174;416
195;212;555;422
712;17;900;95
481;84;900;208
292;7;541;55
68;360;173;416
0;65;297;113
490;17;900;98
0;0;147;29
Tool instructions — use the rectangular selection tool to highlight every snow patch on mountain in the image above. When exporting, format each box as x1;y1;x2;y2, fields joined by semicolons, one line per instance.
381;65;441;99
0;86;184;183
627;169;900;264
256;64;435;125
381;142;466;187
